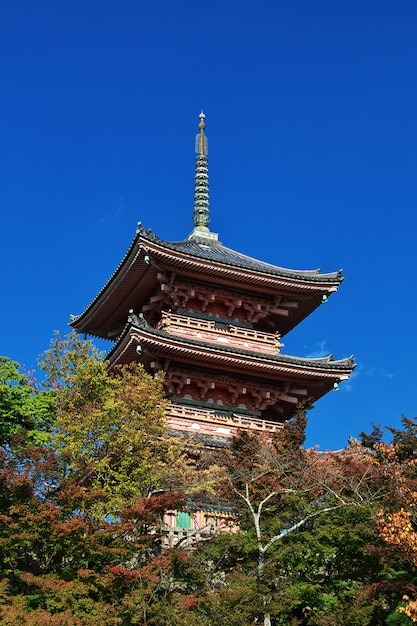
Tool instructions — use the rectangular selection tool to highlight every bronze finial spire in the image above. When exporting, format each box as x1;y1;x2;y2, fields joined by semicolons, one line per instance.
193;111;210;230
188;112;218;241
196;110;208;156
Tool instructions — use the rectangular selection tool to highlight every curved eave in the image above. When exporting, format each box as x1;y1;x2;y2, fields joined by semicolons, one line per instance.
70;229;151;337
144;240;342;294
142;228;344;291
108;321;355;388
70;226;344;338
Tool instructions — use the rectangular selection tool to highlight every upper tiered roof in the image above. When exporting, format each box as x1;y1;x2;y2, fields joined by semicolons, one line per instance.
70;222;344;339
70;112;348;352
147;230;343;281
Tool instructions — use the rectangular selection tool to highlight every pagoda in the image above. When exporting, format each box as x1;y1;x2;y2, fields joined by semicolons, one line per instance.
71;112;355;444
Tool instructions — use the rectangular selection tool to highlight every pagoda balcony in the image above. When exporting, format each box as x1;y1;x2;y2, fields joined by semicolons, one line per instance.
161;518;237;549
166;402;284;439
158;311;283;355
162;524;215;548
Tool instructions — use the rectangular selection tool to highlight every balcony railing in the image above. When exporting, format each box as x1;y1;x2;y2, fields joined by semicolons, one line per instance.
158;311;283;354
166;403;284;437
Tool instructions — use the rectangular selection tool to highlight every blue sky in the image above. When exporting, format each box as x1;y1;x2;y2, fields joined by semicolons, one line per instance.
1;0;416;449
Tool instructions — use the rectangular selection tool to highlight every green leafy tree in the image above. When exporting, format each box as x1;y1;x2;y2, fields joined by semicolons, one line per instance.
39;333;208;517
0;334;210;625
0;356;55;447
197;412;407;626
361;417;417;623
4;334;416;625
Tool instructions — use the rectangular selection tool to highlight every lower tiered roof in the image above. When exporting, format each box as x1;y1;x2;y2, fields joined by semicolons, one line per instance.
106;313;354;421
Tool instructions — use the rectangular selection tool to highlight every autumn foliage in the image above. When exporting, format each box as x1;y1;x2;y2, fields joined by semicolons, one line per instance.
1;334;417;624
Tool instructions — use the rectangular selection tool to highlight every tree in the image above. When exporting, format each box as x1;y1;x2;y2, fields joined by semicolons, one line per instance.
4;333;416;624
39;332;210;517
363;416;417;623
0;334;211;625
0;460;187;625
204;411;399;626
0;356;55;447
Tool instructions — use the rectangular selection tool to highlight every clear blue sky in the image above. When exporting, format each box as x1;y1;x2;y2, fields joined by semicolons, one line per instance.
1;0;416;449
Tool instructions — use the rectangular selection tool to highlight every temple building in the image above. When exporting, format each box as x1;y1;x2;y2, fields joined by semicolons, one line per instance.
71;112;355;445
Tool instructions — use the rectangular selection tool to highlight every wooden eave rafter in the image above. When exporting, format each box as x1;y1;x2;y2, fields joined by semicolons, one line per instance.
70;236;157;337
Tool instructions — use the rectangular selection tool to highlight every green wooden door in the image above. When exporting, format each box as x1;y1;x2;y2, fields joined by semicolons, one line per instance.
176;511;191;528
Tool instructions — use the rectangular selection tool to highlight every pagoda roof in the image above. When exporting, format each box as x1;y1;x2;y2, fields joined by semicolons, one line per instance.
149;228;342;282
108;314;355;391
70;225;345;339
70;112;354;422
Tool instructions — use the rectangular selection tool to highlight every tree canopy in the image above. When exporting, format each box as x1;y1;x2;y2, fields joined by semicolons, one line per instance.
0;355;55;447
1;334;417;624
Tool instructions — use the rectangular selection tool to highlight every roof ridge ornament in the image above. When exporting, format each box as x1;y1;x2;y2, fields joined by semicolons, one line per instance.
196;110;208;157
188;111;219;242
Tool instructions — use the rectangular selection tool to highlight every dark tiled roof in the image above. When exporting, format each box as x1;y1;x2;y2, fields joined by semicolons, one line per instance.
109;313;355;372
70;224;343;330
142;227;343;283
